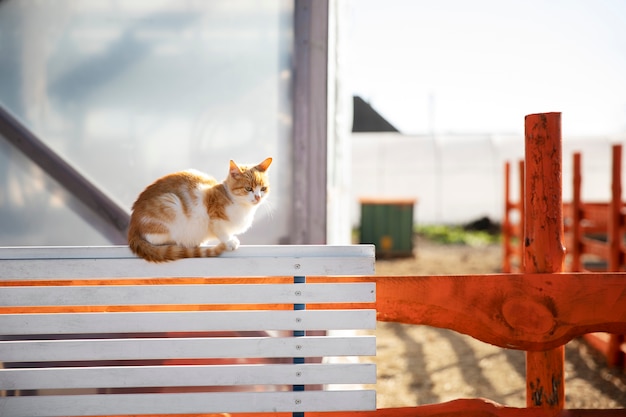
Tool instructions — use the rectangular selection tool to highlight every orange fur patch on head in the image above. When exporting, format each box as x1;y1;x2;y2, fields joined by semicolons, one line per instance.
225;158;271;198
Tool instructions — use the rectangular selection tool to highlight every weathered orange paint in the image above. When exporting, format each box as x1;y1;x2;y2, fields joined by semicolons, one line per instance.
523;112;565;273
5;115;626;416
605;144;625;367
518;159;526;271
6;271;625;351
523;112;565;409
132;399;626;417
609;144;623;272
5;273;626;351
503;161;514;273
570;152;583;272
562;145;625;367
314;273;626;350
502;160;525;273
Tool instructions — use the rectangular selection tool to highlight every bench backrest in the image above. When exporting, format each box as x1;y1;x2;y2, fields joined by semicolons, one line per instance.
0;245;376;417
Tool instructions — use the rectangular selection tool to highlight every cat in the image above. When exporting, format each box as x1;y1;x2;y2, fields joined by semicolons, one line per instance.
128;157;272;262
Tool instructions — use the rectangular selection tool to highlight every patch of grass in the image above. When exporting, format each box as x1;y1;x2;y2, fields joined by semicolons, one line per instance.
416;224;500;246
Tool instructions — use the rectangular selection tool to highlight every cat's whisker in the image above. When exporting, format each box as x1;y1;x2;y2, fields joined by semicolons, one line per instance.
262;200;275;220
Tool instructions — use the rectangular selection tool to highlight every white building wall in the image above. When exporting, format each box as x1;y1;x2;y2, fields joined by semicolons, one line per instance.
351;132;626;227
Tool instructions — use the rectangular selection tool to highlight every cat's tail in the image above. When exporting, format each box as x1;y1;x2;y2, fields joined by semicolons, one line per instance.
128;233;227;262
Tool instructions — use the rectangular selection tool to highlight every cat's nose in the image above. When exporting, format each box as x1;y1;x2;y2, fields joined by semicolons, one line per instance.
254;194;261;202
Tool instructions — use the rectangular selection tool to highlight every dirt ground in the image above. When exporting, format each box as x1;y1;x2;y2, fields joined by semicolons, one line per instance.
369;236;626;409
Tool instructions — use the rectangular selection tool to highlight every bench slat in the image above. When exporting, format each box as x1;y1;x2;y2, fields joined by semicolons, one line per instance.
0;390;377;416
0;363;376;390
0;309;376;335
0;245;376;279
0;245;377;416
0;245;375;260
0;257;374;279
1;283;375;306
1;335;376;362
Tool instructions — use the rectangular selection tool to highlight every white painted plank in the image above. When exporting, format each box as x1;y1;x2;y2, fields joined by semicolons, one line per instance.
0;310;376;335
1;283;375;306
0;335;376;362
0;245;375;279
0;245;375;260
0;245;374;260
0;390;377;416
0;257;373;279
0;363;377;390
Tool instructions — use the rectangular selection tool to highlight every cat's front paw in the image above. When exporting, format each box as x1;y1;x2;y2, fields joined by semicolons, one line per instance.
224;236;240;251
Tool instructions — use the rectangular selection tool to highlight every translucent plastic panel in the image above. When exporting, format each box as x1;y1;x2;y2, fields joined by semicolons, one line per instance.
0;0;293;245
0;136;110;245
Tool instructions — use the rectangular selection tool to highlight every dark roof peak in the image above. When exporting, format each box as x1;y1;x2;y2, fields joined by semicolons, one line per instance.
352;96;399;133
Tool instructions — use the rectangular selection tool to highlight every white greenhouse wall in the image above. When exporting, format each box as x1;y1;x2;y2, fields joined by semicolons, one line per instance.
351;132;626;227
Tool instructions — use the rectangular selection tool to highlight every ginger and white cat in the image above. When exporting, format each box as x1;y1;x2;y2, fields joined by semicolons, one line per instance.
128;157;272;262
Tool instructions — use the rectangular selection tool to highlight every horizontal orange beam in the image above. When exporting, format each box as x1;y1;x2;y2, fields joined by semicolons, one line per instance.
109;399;626;417
311;273;626;351
3;273;626;351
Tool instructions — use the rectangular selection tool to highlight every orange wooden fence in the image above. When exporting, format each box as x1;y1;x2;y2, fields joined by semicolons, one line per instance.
503;140;626;369
566;144;626;273
3;113;625;417
567;144;626;368
504;144;626;274
226;113;626;417
502;158;525;274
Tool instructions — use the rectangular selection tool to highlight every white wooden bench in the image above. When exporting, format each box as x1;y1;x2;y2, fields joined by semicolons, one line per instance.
0;245;376;417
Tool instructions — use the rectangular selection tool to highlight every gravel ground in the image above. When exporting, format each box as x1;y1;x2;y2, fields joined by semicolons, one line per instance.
368;236;626;409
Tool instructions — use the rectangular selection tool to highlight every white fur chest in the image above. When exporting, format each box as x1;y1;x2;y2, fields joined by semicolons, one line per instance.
224;203;258;235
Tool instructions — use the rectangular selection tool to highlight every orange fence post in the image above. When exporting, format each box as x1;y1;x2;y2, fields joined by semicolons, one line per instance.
518;159;525;271
609;143;623;272
523;112;565;409
503;160;526;273
503;161;512;273
571;152;583;272
607;143;625;367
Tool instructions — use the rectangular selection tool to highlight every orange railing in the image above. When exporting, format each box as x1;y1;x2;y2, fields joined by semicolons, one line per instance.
567;144;626;273
568;144;626;367
504;137;626;370
504;144;625;274
229;113;626;416
4;113;625;417
502;158;525;273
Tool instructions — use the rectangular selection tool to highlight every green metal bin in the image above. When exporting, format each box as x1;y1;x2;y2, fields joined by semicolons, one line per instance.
359;198;416;258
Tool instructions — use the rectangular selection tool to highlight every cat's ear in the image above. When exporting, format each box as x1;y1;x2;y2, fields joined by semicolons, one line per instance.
256;157;272;172
229;160;243;178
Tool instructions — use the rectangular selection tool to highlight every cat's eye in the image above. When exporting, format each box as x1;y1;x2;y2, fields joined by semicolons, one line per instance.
261;187;267;192
245;187;253;192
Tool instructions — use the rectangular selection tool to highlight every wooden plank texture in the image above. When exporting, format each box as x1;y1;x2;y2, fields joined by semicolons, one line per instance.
0;245;373;260
524;112;565;408
0;283;376;306
0;283;375;306
363;273;626;351
229;401;626;417
0;335;376;362
0;309;376;335
0;363;376;390
230;402;626;417
0;390;376;417
0;245;375;279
